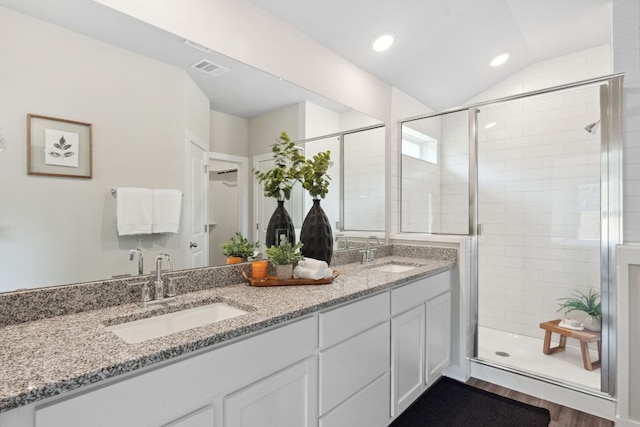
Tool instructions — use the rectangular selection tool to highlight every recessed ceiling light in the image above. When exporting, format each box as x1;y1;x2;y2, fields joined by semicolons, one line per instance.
489;52;509;67
485;122;497;129
371;32;395;52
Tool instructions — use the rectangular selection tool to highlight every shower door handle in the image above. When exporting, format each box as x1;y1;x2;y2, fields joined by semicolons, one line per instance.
477;224;483;236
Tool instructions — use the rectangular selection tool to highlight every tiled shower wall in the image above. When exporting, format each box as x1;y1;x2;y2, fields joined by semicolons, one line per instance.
477;87;601;338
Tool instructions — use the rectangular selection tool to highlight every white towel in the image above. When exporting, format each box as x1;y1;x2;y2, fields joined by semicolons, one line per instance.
116;187;153;236
323;268;334;279
152;189;182;233
297;258;329;270
293;265;325;280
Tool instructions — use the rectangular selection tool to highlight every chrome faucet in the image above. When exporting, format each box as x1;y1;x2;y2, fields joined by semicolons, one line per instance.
335;233;349;249
128;248;144;275
361;236;379;264
153;253;172;301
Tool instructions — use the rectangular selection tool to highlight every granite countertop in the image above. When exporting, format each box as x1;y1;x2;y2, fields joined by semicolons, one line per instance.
0;254;454;413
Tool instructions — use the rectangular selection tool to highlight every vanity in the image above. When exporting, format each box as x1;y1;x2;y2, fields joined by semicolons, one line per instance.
0;246;455;427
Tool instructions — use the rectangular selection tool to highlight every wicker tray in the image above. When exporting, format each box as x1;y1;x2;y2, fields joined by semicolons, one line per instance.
242;270;339;287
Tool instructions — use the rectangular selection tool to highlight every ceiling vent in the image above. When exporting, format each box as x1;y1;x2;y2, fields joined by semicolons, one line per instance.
190;59;229;76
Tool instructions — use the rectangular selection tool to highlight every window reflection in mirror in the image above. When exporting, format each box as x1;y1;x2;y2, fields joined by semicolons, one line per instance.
401;111;469;234
295;125;386;246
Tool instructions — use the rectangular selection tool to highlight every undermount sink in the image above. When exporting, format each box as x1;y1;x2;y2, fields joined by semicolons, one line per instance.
367;261;420;273
107;302;248;344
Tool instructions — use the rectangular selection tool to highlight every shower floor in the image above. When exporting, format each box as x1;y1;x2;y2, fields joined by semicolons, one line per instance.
478;326;600;390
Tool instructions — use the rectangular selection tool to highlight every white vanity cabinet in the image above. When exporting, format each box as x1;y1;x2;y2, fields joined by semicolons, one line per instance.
390;270;451;416
2;268;454;427
32;316;318;427
318;292;391;427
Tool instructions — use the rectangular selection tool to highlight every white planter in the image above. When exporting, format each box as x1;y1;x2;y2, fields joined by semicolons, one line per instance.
566;309;601;331
276;264;293;280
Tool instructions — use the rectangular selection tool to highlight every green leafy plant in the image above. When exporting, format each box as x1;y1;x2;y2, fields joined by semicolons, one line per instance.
220;232;259;259
557;289;601;321
265;238;303;266
301;150;331;199
254;131;305;201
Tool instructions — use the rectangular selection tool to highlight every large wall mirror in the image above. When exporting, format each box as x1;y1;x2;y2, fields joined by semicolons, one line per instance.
0;1;384;292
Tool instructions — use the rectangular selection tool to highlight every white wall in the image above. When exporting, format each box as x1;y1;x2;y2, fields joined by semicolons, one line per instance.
614;0;640;244
0;8;209;290
613;1;640;424
210;111;249;157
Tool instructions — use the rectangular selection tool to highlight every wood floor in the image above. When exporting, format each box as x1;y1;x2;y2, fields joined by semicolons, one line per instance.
466;378;614;427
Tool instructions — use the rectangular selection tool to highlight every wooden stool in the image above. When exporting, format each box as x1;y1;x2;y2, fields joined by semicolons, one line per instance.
539;319;601;371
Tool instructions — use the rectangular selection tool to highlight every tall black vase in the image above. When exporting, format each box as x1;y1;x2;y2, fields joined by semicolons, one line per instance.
300;199;333;265
265;200;296;248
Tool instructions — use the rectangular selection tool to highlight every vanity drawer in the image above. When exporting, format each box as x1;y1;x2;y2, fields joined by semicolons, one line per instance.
391;270;450;316
319;321;390;415
319;291;389;347
319;372;390;427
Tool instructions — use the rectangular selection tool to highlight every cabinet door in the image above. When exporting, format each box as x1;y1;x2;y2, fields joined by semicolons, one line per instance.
391;305;425;416
224;357;316;427
425;291;451;385
164;405;215;427
319;322;390;415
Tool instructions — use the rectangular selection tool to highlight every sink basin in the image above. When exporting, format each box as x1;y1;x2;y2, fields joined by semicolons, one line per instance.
107;302;248;344
367;261;420;273
371;264;417;273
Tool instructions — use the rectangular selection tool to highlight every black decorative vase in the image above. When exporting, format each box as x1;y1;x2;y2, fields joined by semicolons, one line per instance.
300;199;333;265
265;200;296;248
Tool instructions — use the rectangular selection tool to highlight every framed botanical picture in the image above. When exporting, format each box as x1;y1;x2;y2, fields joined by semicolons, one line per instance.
27;114;93;178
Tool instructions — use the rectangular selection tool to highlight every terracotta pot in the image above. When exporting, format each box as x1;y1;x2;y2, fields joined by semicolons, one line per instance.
226;256;242;265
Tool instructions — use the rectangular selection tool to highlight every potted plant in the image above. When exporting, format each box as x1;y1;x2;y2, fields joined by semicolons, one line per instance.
221;232;259;264
265;237;303;280
557;289;601;331
299;150;334;264
254;131;306;247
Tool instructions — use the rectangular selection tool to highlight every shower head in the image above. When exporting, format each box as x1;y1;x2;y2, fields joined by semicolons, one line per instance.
584;120;600;134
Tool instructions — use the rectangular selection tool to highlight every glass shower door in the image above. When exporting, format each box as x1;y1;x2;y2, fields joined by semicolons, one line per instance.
475;85;603;390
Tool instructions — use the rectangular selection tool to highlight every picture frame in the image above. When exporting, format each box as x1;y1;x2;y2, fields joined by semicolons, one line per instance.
27;114;93;179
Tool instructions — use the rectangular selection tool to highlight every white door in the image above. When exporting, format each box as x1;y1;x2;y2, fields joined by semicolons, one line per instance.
186;134;208;268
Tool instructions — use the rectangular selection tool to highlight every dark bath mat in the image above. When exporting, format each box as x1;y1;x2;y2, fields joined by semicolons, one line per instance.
390;376;550;427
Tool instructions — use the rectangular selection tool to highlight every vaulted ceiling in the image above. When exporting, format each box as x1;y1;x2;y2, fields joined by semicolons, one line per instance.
2;0;612;116
249;0;612;110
